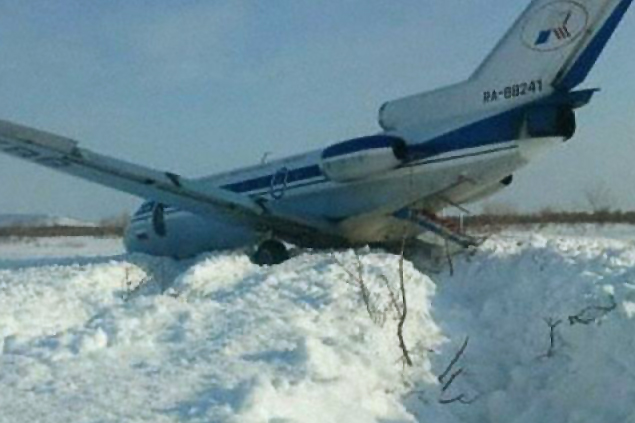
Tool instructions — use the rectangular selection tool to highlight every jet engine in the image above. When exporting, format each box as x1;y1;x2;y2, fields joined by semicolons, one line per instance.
525;106;576;140
320;135;408;182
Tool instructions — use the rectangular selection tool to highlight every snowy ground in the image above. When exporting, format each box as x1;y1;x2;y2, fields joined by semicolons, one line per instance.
0;236;123;263
1;228;635;422
0;214;97;228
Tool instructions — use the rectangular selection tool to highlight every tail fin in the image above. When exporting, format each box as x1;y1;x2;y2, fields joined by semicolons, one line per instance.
472;0;633;90
379;0;632;131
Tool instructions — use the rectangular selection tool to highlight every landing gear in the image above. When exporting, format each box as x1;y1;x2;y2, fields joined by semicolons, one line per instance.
152;203;167;237
251;239;290;266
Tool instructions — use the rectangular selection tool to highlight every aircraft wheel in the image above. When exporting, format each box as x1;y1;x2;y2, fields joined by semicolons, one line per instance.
252;240;290;266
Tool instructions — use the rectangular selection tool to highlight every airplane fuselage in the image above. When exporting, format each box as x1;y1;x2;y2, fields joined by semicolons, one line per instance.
0;0;629;263
125;130;559;258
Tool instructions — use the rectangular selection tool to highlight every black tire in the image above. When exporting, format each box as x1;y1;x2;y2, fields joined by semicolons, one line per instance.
152;203;167;237
252;240;290;266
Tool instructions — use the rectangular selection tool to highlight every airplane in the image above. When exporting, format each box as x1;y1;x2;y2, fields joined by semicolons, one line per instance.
0;0;631;265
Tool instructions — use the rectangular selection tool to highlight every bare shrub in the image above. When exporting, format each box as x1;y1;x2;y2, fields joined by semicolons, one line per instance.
437;337;476;405
383;240;414;367
332;253;387;326
481;202;519;216
568;295;617;326
584;182;616;213
121;265;151;301
540;318;563;359
333;244;414;367
539;295;617;359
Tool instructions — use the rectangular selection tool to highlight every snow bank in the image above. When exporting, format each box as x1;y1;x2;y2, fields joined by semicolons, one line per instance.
1;228;635;422
415;232;635;422
0;249;441;423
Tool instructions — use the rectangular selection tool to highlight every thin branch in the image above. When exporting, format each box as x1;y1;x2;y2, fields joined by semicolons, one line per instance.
540;318;563;358
332;252;384;325
397;238;413;367
380;274;401;316
439;394;478;405
568;295;618;326
442;368;464;392
439;337;470;383
331;254;360;285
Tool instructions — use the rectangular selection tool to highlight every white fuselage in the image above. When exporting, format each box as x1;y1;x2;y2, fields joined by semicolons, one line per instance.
125;133;560;258
0;0;628;261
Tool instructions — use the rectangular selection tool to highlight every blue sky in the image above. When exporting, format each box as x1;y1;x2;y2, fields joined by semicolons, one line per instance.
0;0;634;220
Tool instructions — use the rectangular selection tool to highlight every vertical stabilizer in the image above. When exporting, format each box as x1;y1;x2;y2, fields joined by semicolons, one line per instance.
472;0;633;89
379;0;632;131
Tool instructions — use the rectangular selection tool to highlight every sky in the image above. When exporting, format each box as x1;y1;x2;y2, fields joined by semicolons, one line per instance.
0;0;634;221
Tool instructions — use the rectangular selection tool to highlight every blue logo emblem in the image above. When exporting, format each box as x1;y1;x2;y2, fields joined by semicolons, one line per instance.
535;11;572;46
522;1;589;52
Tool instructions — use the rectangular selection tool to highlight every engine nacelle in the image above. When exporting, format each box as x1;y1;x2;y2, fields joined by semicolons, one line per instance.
526;106;576;140
321;135;408;182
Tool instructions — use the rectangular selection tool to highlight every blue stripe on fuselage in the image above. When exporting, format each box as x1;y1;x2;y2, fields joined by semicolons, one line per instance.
130;143;519;224
222;108;526;196
222;164;323;194
407;108;525;159
404;144;518;168
132;99;553;222
322;135;403;159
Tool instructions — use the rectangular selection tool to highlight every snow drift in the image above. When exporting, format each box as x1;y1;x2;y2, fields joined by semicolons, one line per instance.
1;229;635;422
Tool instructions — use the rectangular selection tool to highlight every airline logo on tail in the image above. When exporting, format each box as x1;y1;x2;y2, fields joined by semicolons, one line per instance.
522;1;589;51
535;11;573;44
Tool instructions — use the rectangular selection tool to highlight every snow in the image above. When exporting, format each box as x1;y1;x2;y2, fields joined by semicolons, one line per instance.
0;236;123;266
1;228;635;422
0;214;97;228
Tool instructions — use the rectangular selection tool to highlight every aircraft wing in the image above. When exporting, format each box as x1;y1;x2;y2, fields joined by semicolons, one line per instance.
0;119;344;246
